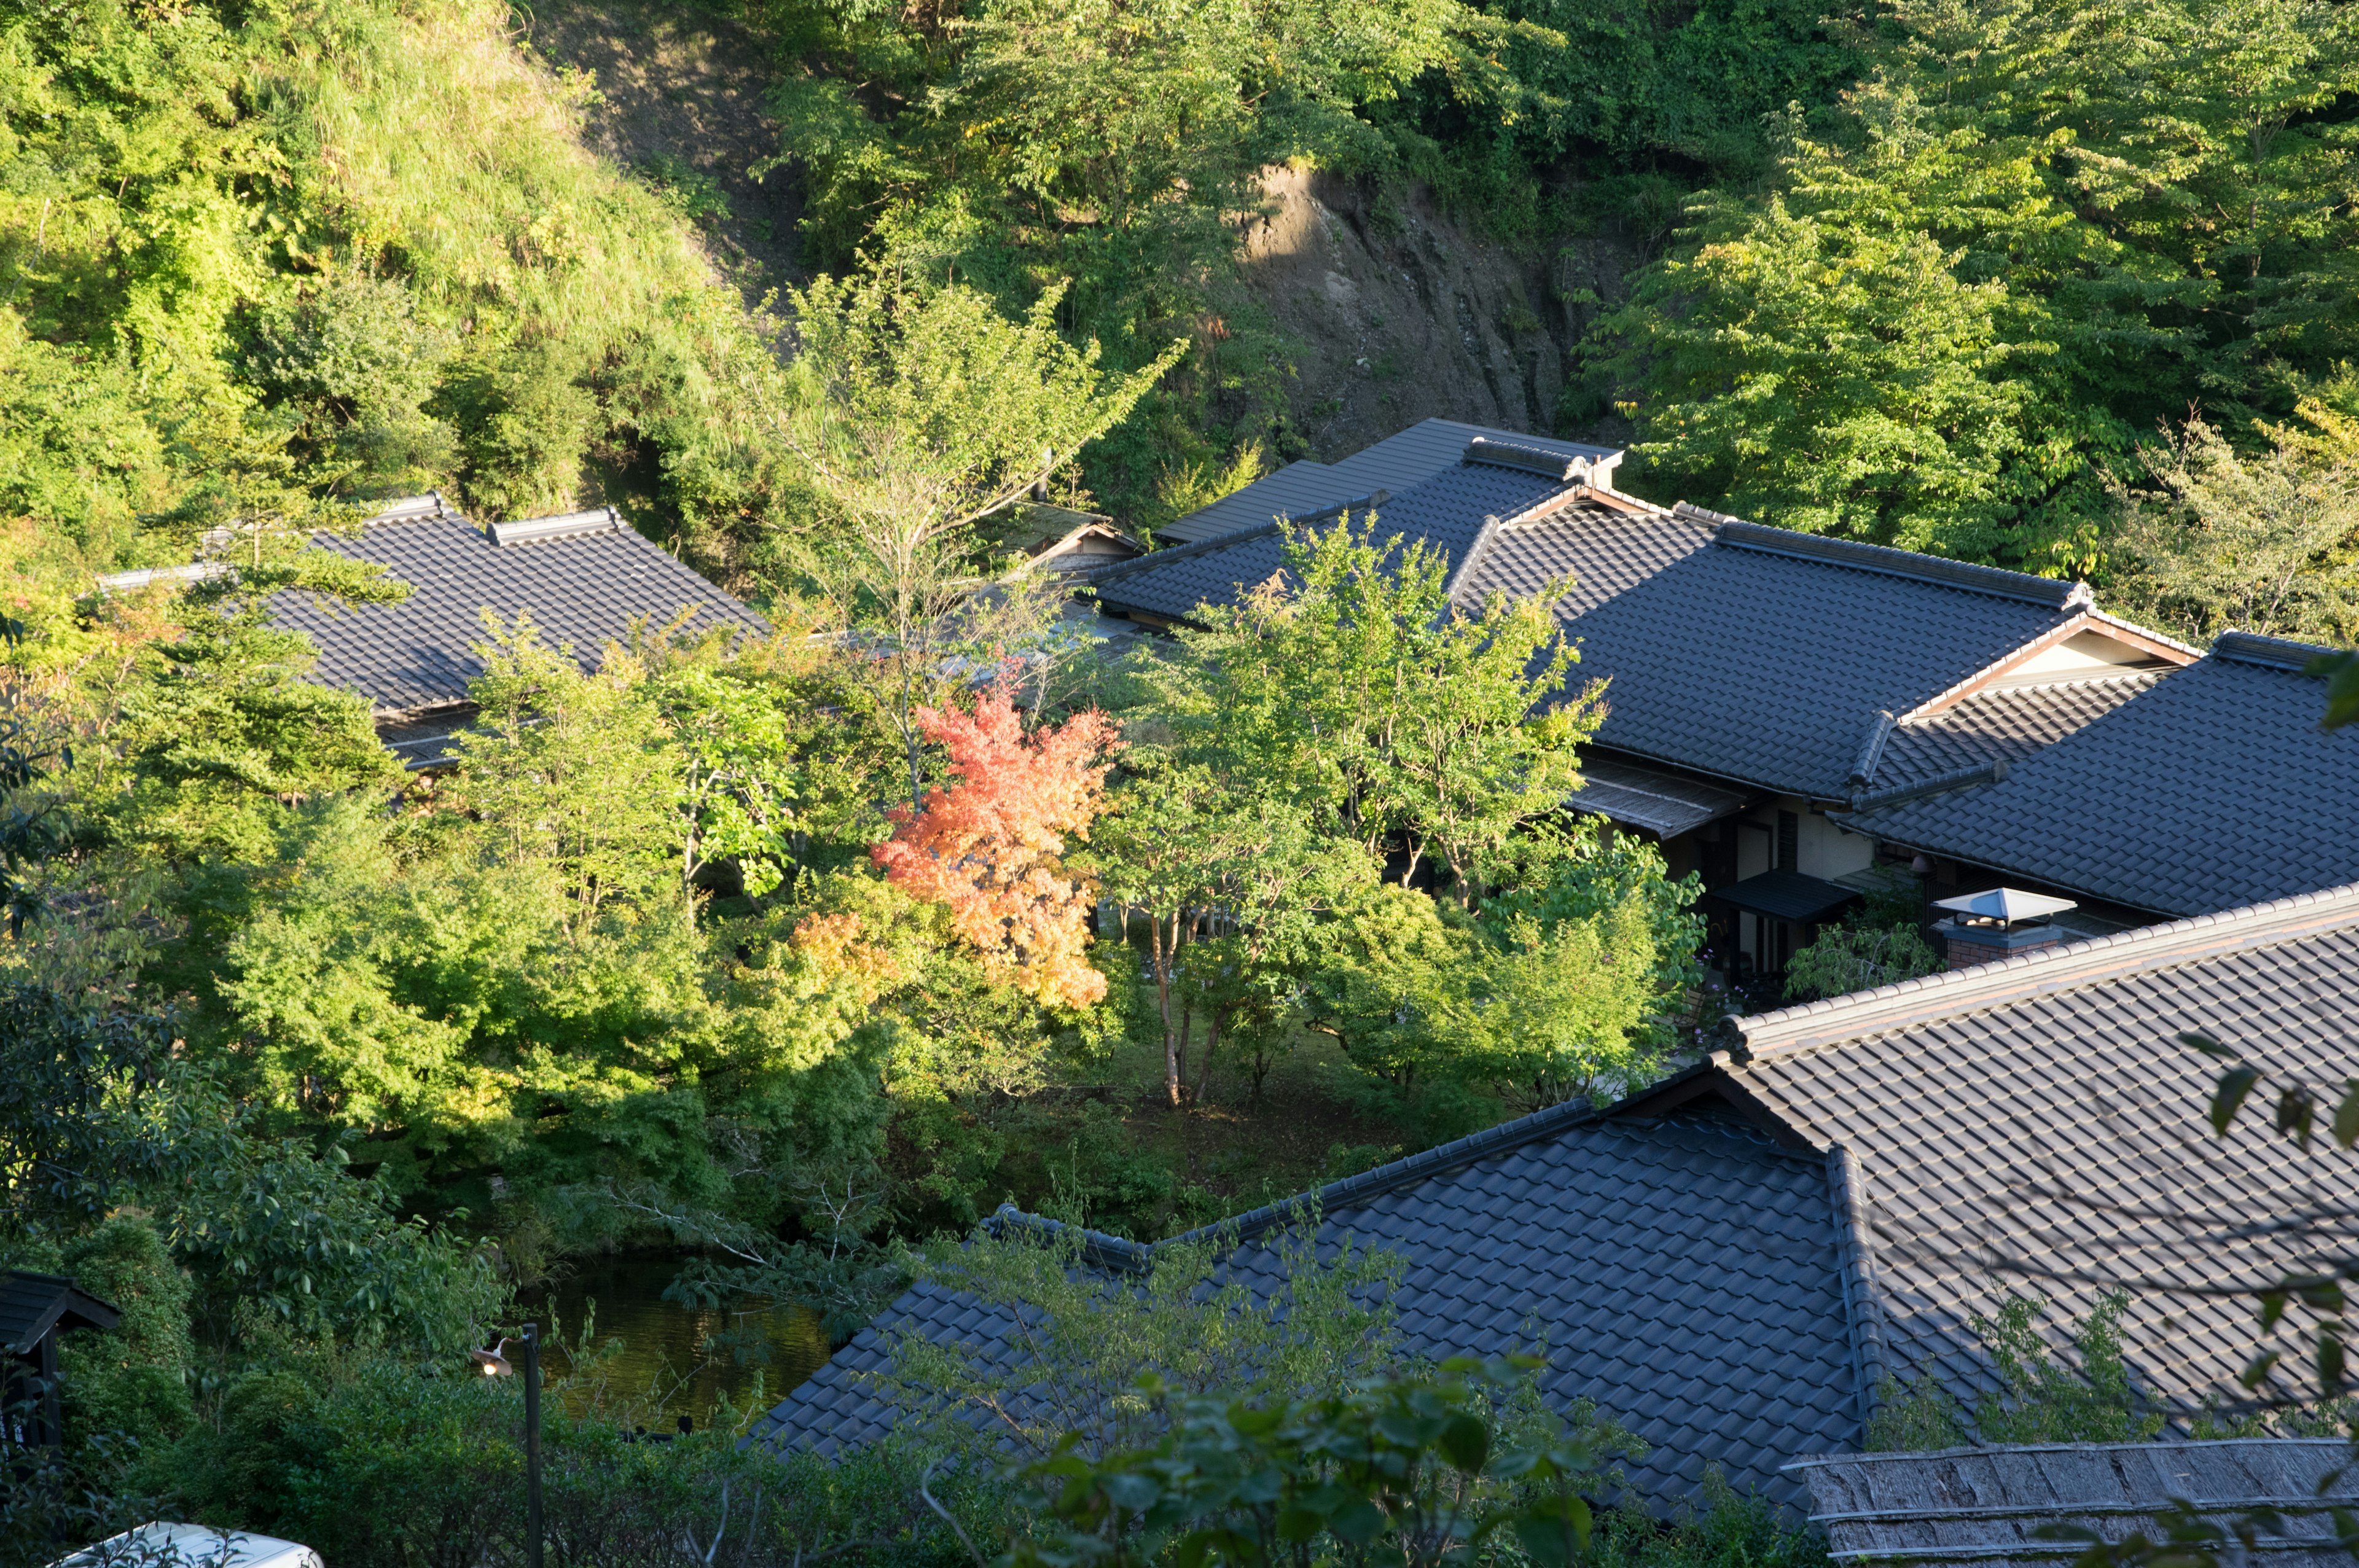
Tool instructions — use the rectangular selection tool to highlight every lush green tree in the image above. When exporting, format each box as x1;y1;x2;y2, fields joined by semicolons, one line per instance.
0;980;501;1358
1160;515;1600;902
0;0;812;585
0;981;176;1229
1898;0;2359;399
1296;883;1471;1098
106;545;409;863
783;267;1182;809
1097;759;1365;1107
1008;1359;1614;1568
1602;0;2359;567
1423;897;1662;1112
55;1213;197;1456
1597;91;2104;560
648;652;890;896
1478;821;1706;1026
880;1218;1407;1464
2104;399;2359;644
452;614;684;930
1297;824;1700;1114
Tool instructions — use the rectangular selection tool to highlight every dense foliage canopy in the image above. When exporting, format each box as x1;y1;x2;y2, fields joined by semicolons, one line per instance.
6;0;2358;1551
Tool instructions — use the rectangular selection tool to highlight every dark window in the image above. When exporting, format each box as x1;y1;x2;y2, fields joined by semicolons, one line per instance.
1777;811;1799;871
1702;827;1737;889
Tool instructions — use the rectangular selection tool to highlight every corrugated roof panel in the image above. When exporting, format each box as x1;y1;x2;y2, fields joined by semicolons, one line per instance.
1573;757;1750;838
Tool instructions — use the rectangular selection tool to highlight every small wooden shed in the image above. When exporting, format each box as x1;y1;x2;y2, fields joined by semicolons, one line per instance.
1;1270;121;1449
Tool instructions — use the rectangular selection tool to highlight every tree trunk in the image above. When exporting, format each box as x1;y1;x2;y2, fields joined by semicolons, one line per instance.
1192;1004;1224;1104
1152;909;1184;1108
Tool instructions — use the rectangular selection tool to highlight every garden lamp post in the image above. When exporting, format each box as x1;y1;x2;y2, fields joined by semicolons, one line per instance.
471;1324;543;1568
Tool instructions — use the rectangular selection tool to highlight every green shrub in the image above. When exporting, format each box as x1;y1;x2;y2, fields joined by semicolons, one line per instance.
58;1214;196;1452
1592;1472;1831;1568
1869;1293;2164;1449
1973;1292;2164;1445
155;1351;999;1568
1785;923;1942;1003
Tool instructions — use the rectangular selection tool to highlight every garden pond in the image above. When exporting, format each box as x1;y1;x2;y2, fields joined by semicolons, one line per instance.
522;1254;834;1429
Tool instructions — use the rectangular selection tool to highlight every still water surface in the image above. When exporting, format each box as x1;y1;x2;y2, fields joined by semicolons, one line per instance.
522;1255;832;1427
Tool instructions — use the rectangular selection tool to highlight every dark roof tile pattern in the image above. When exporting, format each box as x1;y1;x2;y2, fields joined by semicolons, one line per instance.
1452;496;1714;615
1871;673;2167;789
1563;538;2081;800
747;1278;1022;1459
1323;418;1619;500
1107;467;2100;800
1095;461;1578;625
1712;883;2359;1417
1213;1117;1860;1505
1159;460;1350;545
1845;654;2359;915
273;510;769;712
1159;419;1621;545
754;1110;1861;1508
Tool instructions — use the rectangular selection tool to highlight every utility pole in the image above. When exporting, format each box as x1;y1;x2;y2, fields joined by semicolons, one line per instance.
522;1321;543;1568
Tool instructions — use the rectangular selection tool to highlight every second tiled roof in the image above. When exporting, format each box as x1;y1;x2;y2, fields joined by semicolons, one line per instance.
1708;881;2359;1417
1869;672;2167;790
273;507;770;712
753;1107;1863;1509
1844;644;2359;915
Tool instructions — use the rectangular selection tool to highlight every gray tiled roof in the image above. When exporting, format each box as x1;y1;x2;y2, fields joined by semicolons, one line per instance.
1561;523;2086;800
754;1106;1864;1508
1321;418;1621;499
1575;757;1751;838
1869;673;2166;790
1794;1440;2359;1568
1159;419;1621;545
1452;492;1715;615
1093;458;1580;625
770;883;2359;1492
1106;467;2107;802
1157;461;1350;545
1843;645;2359;916
272;505;769;712
1655;881;2359;1419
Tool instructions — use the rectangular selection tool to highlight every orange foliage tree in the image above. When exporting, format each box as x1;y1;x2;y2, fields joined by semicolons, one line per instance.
872;688;1121;1009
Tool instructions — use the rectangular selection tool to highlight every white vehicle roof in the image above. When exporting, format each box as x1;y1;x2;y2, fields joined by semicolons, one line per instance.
49;1523;323;1568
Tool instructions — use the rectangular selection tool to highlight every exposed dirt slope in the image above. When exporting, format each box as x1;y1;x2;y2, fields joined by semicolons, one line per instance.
525;0;803;293
1238;167;1640;461
518;8;1630;464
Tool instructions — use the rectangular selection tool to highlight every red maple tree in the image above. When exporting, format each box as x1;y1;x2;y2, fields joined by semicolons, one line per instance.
872;688;1122;1009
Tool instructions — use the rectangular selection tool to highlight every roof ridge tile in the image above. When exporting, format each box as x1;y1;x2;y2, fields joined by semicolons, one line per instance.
2210;629;2341;674
1710;520;2092;610
1081;519;1283;584
1732;881;2359;1059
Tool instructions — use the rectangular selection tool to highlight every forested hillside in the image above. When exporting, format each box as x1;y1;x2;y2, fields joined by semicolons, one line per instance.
1;0;2356;1553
